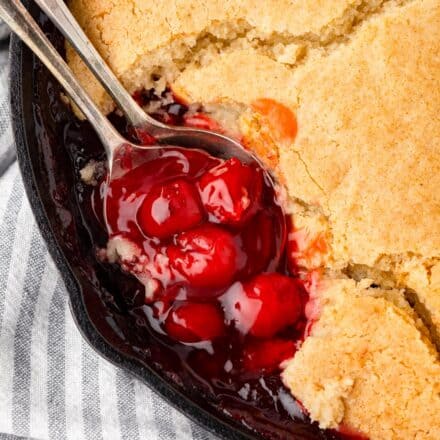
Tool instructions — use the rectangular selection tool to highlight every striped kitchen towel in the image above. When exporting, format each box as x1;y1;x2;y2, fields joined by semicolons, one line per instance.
0;33;216;440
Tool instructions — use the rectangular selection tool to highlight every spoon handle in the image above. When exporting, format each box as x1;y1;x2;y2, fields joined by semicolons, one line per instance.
0;0;124;157
33;0;167;134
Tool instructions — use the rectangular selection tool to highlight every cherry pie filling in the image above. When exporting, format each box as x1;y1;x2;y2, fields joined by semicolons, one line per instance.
102;140;307;370
88;90;361;439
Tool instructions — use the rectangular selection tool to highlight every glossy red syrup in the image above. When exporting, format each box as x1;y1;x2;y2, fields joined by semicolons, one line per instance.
103;143;306;368
85;89;363;439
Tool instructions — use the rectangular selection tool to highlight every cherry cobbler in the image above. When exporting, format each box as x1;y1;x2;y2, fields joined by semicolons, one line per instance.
66;0;440;439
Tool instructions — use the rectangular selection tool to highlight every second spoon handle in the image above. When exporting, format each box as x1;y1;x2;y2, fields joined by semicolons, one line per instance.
0;0;123;156
33;0;166;133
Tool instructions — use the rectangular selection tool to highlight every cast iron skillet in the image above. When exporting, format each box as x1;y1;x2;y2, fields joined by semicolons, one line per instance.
10;4;338;440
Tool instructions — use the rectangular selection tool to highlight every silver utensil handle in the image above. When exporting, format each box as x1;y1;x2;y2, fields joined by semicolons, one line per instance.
33;0;165;133
0;0;123;155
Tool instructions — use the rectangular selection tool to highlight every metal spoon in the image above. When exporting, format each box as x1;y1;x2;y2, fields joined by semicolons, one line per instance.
0;0;259;177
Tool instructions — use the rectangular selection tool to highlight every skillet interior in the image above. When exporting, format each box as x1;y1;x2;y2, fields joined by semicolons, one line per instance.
10;5;338;440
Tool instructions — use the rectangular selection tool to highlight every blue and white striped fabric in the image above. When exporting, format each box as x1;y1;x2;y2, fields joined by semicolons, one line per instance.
0;31;216;440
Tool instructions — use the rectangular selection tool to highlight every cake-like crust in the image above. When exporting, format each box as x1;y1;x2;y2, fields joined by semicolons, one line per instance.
282;279;440;439
67;0;363;114
67;0;440;438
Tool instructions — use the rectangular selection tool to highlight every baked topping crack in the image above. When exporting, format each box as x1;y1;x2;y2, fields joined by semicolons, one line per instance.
342;256;440;344
291;149;327;198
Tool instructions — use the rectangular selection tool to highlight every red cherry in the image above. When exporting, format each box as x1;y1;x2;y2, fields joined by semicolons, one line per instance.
223;274;304;338
164;302;225;343
198;158;263;225
151;284;187;318
138;179;204;239
240;209;286;276
242;339;296;373
167;225;241;289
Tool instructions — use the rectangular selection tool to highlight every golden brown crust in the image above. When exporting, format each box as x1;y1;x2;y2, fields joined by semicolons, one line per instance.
282;279;440;439
67;0;368;114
